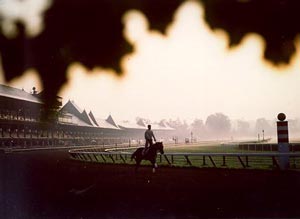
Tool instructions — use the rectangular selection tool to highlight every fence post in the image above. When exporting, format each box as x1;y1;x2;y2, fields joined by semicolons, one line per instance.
221;156;226;166
277;113;289;170
245;156;249;167
202;156;206;166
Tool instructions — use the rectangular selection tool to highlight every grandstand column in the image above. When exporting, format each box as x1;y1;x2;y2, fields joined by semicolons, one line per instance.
277;113;289;170
51;129;54;146
0;128;3;146
29;129;33;146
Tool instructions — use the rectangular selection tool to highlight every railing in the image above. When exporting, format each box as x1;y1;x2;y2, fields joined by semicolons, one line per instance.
237;143;300;152
68;149;300;170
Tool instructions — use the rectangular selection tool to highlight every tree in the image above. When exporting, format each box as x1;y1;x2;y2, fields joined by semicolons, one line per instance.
236;120;251;137
289;118;300;137
168;118;189;140
205;113;231;138
190;119;205;138
254;118;274;138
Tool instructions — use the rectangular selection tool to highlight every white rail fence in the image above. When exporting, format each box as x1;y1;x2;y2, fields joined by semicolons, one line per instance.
68;148;300;170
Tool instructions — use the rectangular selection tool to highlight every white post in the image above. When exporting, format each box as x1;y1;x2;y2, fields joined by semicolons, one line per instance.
277;113;289;170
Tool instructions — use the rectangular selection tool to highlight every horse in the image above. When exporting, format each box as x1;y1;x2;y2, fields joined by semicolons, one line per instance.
131;142;164;173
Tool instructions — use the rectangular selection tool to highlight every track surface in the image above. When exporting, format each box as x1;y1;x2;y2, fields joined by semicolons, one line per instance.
1;150;300;219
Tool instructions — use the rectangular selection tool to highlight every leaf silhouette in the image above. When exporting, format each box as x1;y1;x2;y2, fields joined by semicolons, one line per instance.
200;0;299;64
0;0;184;109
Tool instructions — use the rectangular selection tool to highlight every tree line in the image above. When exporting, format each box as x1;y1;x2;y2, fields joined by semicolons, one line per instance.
140;113;300;141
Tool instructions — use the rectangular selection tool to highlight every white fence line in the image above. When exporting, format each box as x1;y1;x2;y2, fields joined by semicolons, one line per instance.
68;149;300;170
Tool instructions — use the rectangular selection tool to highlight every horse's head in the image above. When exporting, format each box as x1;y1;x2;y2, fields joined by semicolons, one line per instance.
155;142;164;154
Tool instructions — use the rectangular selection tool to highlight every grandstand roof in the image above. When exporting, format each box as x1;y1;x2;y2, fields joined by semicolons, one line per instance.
60;100;93;126
96;118;120;130
117;120;174;131
106;115;119;128
0;84;42;104
136;119;146;127
59;100;174;131
158;120;175;131
60;101;120;129
88;111;99;126
117;120;145;130
70;114;93;127
69;100;84;114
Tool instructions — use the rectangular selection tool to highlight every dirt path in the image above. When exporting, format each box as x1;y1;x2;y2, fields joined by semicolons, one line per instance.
1;150;300;218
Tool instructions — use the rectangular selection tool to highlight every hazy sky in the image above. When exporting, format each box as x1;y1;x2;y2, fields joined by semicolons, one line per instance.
2;1;300;123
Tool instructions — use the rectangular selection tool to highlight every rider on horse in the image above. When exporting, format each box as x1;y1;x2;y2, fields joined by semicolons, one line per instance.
143;125;156;155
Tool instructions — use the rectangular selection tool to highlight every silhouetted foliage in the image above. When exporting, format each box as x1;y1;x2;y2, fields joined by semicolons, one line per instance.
1;0;299;110
0;0;183;109
201;0;299;64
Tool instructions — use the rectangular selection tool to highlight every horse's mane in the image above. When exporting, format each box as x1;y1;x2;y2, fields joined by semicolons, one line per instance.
152;142;163;149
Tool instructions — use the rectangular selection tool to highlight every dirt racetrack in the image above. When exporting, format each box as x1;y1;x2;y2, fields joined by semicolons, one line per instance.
1;150;300;219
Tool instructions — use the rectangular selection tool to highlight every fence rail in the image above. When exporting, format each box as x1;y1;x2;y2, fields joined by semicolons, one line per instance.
68;149;300;170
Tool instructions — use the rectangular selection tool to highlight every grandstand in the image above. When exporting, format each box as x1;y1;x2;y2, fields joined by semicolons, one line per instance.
0;84;175;148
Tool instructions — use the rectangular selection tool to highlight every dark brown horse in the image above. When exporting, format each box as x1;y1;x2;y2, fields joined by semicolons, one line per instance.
131;142;164;173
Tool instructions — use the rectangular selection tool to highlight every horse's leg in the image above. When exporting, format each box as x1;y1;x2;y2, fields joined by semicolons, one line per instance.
152;165;155;173
135;159;141;173
151;159;156;173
